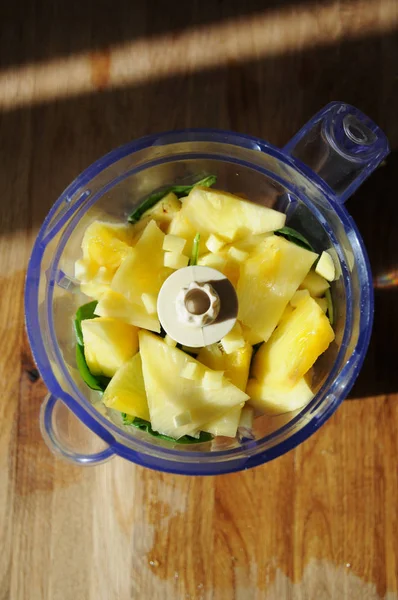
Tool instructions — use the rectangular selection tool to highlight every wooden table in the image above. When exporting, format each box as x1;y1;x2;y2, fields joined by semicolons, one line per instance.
1;1;397;598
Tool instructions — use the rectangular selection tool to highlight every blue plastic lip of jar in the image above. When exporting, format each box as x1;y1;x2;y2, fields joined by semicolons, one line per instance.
25;129;374;475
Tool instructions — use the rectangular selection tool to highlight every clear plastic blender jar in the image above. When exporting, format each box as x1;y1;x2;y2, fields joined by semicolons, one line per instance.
25;102;389;475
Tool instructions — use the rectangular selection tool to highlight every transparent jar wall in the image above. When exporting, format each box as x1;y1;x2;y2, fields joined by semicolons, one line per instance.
45;145;358;455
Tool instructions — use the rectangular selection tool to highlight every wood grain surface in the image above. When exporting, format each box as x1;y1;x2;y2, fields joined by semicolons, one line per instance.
0;1;397;598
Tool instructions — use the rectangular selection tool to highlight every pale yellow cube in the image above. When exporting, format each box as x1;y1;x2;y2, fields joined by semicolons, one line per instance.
206;234;225;253
315;251;336;282
163;234;186;254
173;411;192;427
180;362;200;380
74;258;98;282
290;289;310;307
141;293;157;315
164;251;189;270
202;370;224;389
198;253;227;271
315;297;328;313
228;246;249;262
221;322;245;354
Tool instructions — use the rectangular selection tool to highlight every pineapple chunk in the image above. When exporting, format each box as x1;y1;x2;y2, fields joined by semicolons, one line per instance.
142;192;182;231
82;317;139;378
197;341;252;391
201;403;244;438
315;251;335;281
239;405;254;430
241;323;264;345
180;362;200;380
290;289;310;307
75;258;99;282
95;289;160;332
221;322;245;354
198;253;227;271
228;246;249;263
315;297;328;313
164;251;189;269
102;353;149;420
299;271;330;297
251;295;335;388
163;234;186;254
206;234;225;253
238;235;318;342
203;370;224;390
165;335;177;348
173;411;192;427
247;376;314;415
111;220;171;307
139;331;248;438
82;221;135;271
179;187;286;241
141;293;157;315
168;211;207;256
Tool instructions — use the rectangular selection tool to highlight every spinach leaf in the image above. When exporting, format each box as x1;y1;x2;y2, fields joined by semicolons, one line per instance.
128;174;217;223
74;300;98;346
325;288;334;325
275;226;314;252
122;414;213;444
189;233;201;266
74;301;110;391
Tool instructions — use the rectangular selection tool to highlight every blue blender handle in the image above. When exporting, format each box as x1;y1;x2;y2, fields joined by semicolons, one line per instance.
283;101;390;203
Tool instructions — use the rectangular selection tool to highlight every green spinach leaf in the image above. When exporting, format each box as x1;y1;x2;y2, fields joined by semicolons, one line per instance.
128;175;217;223
275;226;314;252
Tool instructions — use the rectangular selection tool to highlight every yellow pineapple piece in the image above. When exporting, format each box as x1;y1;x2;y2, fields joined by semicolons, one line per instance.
238;235;318;342
163;233;186;254
103;353;149;420
221;322;245;354
299;271;330;297
197;341;252;391
142;192;182;231
111;219;171;308
179;187;286;241
139;331;248;438
247;376;314;415
315;297;328;313
82;221;135;271
82;317;139;378
95;289;160;332
168;211;208;256
290;289;310;307
251;294;335;388
201;403;244;437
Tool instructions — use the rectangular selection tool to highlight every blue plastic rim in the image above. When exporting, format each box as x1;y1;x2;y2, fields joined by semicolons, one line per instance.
25;124;377;475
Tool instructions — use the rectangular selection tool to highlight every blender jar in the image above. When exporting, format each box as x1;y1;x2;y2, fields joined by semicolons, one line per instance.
25;102;389;475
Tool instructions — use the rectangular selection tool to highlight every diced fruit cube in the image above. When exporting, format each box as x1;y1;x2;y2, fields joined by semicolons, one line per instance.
163;234;186;254
290;289;310;307
198;253;227;271
82;221;135;271
197;341;252;391
139;331;248;438
221;322;246;354
165;335;177;348
206;234;225;253
111;220;171;306
299;271;330;297
168;211;207;256
315;297;328;313
240;323;264;345
179;187;286;241
82;317;139;378
251;294;335;388
201;403;244;438
142;192;182;231
180;362;200;380
95;289;160;332
315;251;335;281
141;293;157;315
78;264;115;300
247;376;314;414
173;411;192;427
228;246;249;262
202;370;224;389
164;251;189;269
238;235;318;342
102;353;149;420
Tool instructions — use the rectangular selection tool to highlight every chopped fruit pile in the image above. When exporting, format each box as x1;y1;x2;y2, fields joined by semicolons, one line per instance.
73;176;336;443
